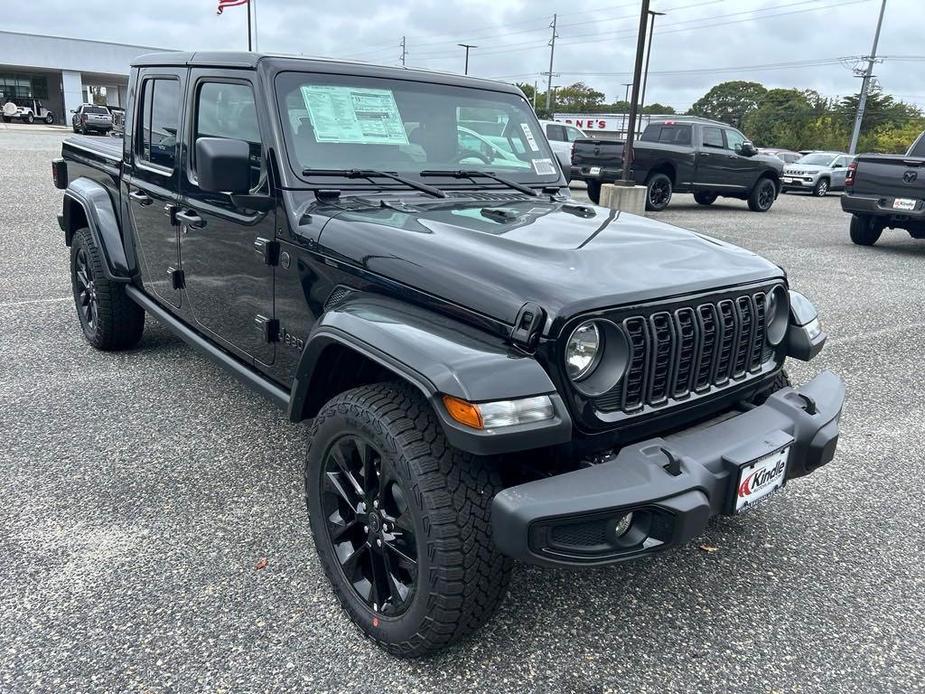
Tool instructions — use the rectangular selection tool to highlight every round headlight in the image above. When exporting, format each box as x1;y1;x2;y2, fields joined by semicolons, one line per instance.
565;321;602;381
766;285;789;346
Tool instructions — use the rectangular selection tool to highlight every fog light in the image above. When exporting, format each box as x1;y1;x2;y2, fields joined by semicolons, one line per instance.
613;512;634;537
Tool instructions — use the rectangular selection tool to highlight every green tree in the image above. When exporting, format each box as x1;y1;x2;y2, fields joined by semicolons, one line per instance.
689;81;767;126
835;87;922;134
742;89;817;149
642;103;676;114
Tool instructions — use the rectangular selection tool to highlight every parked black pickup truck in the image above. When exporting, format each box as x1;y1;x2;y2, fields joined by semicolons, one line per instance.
841;130;925;245
53;52;843;657
572;119;784;212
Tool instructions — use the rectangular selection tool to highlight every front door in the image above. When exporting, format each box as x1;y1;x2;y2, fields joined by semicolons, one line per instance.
722;128;757;190
177;72;275;366
124;69;185;308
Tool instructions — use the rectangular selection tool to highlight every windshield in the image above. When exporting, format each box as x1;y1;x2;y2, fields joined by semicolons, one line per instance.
796;153;837;166
275;72;560;184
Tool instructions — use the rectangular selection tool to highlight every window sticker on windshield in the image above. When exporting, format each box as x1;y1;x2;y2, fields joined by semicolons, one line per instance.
532;158;557;175
520;122;540;151
299;85;409;145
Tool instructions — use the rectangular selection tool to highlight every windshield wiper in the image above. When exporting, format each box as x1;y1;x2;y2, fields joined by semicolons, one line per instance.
419;169;540;197
301;168;447;199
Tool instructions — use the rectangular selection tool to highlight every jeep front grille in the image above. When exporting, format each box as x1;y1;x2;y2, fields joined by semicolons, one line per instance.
594;289;774;414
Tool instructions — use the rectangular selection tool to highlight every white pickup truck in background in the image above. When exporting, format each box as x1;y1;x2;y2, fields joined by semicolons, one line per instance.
539;120;588;181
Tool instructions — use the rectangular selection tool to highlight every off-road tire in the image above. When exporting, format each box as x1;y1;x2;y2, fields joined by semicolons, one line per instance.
645;172;673;211
305;382;513;658
752;369;792;405
747;177;777;212
70;228;145;350
45;113;54;124
1;116;10;123
694;191;718;206
22;113;33;124
812;177;830;197
850;214;882;246
586;180;602;205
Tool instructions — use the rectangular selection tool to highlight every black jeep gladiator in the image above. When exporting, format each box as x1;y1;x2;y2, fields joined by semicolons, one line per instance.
841;130;925;245
53;52;844;657
571;119;784;212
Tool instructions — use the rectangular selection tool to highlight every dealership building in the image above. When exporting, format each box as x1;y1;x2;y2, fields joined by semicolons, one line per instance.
0;31;170;125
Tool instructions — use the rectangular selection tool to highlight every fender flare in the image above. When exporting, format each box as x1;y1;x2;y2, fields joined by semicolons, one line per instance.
288;294;572;455
62;178;133;282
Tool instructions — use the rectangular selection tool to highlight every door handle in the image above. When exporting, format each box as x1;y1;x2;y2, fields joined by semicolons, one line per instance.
175;210;205;228
129;190;152;206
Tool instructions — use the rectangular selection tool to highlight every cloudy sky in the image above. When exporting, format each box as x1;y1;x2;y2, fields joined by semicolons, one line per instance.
3;0;924;111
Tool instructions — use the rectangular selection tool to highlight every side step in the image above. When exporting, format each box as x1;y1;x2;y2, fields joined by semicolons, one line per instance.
125;285;290;409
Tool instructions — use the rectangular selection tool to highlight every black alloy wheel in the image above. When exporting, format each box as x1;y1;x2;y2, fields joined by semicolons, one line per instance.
74;246;99;332
748;178;776;212
645;173;673;211
320;433;418;616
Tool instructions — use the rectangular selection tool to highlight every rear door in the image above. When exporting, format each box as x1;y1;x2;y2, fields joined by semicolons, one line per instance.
177;71;276;366
124;68;185;308
831;155;850;189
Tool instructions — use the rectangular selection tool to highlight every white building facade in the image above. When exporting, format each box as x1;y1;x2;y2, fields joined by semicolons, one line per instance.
0;31;169;124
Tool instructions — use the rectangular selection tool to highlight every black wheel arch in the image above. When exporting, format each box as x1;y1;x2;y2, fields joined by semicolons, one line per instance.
288;294;572;455
61;179;134;282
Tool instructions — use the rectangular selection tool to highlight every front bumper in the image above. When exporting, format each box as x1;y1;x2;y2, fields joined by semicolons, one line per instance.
492;370;845;567
781;175;818;189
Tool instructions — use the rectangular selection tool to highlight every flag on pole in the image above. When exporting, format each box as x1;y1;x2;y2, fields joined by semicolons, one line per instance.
217;0;247;15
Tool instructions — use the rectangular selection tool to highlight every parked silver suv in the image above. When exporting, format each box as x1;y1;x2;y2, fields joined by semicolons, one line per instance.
71;104;113;135
781;151;853;196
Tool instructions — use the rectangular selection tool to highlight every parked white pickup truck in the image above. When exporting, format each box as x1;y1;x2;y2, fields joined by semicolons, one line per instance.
539;120;588;182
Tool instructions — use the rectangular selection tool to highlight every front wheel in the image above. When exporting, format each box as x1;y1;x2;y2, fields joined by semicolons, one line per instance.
747;178;777;212
586;180;602;205
812;178;829;197
850;214;882;246
70;228;145;350
694;191;718;206
305;383;513;657
645;173;673;211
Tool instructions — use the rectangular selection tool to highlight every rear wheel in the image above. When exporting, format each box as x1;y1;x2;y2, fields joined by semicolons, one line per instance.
645;172;673;211
45;113;54;124
812;177;830;197
850;214;883;246
747;177;776;212
70;228;145;350
23;113;33;124
306;383;513;657
694;191;718;206
586;180;602;205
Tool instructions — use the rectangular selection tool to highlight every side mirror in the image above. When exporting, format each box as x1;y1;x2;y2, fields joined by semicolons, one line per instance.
196;137;251;194
740;141;758;156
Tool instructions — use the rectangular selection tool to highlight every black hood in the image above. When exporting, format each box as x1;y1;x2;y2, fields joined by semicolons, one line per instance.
311;194;783;335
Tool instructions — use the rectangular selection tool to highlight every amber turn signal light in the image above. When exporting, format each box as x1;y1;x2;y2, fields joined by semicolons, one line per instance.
442;395;484;430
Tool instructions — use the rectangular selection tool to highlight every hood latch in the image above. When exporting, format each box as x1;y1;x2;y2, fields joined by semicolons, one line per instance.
511;302;545;350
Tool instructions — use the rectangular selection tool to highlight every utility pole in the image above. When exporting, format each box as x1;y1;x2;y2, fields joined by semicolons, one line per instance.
622;82;632;137
458;43;477;75
246;0;252;51
849;0;888;154
639;10;665;113
400;36;407;66
533;79;538;109
619;0;650;185
544;13;558;112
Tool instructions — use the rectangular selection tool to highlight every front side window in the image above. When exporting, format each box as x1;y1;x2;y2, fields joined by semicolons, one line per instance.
724;129;746;152
566;126;585;142
195;81;262;188
139;78;180;170
702;127;724;148
276;72;559;184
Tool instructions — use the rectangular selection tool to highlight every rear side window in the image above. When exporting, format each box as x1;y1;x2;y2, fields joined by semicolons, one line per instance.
195;81;263;188
138;78;180;170
566;126;585;142
545;124;567;141
908;133;925;158
702;127;724;148
641;124;691;145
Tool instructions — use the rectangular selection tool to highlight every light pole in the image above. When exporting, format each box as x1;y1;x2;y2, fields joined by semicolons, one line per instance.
639;10;665;115
619;0;650;185
849;0;888;154
458;43;477;75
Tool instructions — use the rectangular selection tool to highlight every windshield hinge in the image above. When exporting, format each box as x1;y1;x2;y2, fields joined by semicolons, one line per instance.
511;302;545;350
315;189;341;202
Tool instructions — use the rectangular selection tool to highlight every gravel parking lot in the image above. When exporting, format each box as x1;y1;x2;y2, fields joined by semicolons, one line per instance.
1;129;923;693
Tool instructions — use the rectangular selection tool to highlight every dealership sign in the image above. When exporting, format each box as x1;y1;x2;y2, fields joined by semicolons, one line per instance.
553;114;625;132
